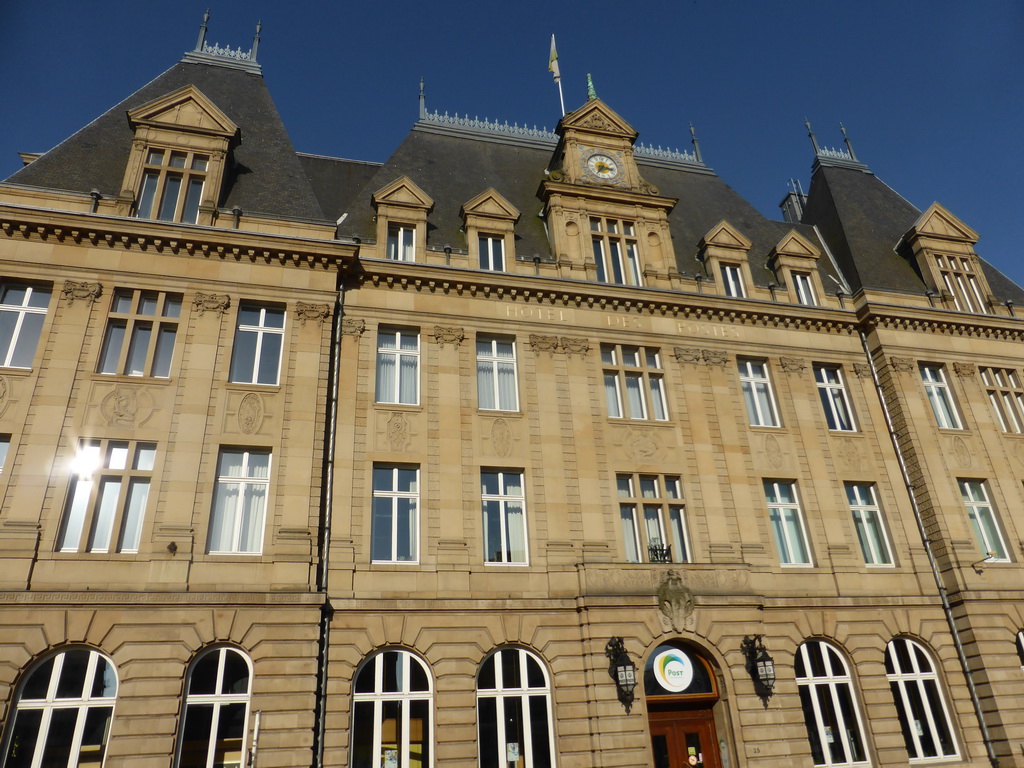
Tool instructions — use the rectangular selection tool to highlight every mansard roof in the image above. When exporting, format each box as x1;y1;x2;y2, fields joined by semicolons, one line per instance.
5;60;325;221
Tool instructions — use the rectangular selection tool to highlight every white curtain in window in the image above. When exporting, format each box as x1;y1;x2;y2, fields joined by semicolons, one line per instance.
620;508;640;563
505;502;526;563
604;374;622;417
376;353;396;401
496;362;516;410
399;354;417;403
625;373;644;418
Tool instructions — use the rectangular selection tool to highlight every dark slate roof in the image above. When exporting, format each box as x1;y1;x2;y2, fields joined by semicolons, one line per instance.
340;122;839;288
5;60;325;221
298;154;382;223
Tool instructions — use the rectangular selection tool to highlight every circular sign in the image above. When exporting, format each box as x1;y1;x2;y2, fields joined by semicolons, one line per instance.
652;648;694;693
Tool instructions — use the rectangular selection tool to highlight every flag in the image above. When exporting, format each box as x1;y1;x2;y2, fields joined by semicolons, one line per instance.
548;34;560;83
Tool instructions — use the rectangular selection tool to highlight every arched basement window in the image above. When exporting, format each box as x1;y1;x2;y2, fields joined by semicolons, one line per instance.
795;639;869;766
176;647;253;768
352;649;432;768
477;647;555;768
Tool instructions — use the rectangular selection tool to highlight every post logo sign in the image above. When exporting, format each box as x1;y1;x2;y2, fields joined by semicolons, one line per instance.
653;648;694;693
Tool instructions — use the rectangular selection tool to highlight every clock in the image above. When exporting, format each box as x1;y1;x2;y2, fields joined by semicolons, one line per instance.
586;153;620;181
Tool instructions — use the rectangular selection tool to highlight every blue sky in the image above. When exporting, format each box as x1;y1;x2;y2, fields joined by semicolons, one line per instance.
2;1;1021;287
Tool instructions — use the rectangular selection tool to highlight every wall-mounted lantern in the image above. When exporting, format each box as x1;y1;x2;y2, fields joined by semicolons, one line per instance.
741;634;775;703
605;637;637;713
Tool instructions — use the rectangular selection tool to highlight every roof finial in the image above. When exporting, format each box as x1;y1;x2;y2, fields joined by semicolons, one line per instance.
419;78;426;120
804;117;821;155
586;73;597;101
195;8;210;52
840;122;858;162
689;122;703;164
251;20;261;61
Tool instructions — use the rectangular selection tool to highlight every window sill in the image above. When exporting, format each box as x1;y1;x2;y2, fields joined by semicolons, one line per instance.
91;373;174;385
224;381;282;392
374;402;422;411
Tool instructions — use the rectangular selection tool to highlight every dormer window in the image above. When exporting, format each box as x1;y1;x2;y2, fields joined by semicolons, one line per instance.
591;217;641;286
478;234;505;271
720;263;746;298
793;272;818;306
386;223;416;262
936;254;987;313
137;149;209;224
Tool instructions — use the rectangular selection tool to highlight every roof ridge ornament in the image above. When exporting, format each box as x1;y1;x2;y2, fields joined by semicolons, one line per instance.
586;73;598;101
419;78;426;120
183;9;263;74
195;9;210;53
840;122;858;162
689;122;704;165
806;118;871;173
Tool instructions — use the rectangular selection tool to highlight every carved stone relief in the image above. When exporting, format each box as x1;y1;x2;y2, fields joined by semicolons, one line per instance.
852;363;873;379
529;335;560;354
779;357;807;374
490;418;514;458
835;437;865;471
385;411;412;452
657;570;695;632
62;281;102;306
673;347;702;365
431;326;465;347
888;357;914;374
237;393;265;435
99;385;156;427
617;426;664;463
0;375;13;418
341;318;366;336
953;362;976;378
560;337;590;357
193;292;230;316
951;435;972;469
701;349;728;367
295;302;331;326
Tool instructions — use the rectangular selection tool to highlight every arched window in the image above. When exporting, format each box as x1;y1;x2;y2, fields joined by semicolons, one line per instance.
795;640;869;766
351;650;432;768
176;647;252;768
1;648;117;768
477;647;555;768
884;637;958;760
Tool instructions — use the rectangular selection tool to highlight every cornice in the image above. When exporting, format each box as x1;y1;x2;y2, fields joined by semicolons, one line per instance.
354;259;860;335
0;204;354;271
539;179;677;210
0;590;325;606
857;301;1024;341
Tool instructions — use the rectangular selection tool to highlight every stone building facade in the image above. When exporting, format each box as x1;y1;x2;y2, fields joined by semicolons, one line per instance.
2;21;1024;768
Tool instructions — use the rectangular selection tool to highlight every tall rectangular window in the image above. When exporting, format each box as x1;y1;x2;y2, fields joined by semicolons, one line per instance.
602;344;668;420
814;365;856;431
793;272;818;306
136;148;208;224
98;289;182;377
0;281;50;368
936;254;987;314
980;367;1024;433
720;264;746;298
386;224;415;261
371;465;419;563
481;470;527;564
765;480;811;565
617;474;690;564
739;359;780;427
920;364;961;429
375;329;419;405
958;480;1008;561
229;304;285;385
846;483;894;566
478;235;505;271
0;435;9;475
477;337;518;411
57;439;156;554
207;449;270;554
591;217;642;286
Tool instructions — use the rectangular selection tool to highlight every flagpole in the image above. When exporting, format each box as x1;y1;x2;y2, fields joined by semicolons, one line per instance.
549;34;565;116
557;80;565;117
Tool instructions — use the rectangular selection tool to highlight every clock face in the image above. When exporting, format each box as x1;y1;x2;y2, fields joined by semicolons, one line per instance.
586;153;619;180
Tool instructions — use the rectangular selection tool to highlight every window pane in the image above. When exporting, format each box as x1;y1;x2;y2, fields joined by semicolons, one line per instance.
151;325;176;377
9;312;45;368
124;323;152;376
118;479;150;552
229;331;258;383
98;322;126;374
158;175;182;220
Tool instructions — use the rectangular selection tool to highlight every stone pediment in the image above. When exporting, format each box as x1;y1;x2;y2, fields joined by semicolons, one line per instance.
372;176;434;210
461;188;520;222
127;85;238;138
560;99;637;140
910;202;979;244
700;220;752;252
770;230;821;261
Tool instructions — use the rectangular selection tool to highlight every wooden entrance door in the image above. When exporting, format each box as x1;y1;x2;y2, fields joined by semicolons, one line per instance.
649;708;721;768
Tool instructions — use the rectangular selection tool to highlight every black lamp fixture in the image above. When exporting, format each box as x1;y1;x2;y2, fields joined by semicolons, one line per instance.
605;637;637;713
741;634;776;702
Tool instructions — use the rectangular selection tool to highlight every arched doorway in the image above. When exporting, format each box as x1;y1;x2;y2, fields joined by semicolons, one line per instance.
645;642;726;768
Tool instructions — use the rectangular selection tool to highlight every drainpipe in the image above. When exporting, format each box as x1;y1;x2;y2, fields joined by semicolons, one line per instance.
858;329;999;767
312;279;344;768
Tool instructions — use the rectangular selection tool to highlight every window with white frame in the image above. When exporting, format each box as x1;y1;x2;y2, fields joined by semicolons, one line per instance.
920;364;962;429
793;272;818;306
795;640;869;767
0;282;51;369
935;254;987;314
720;263;746;297
0;435;10;475
814;365;855;431
980;367;1024;433
386;224;415;262
375;329;419;405
602;344;668;421
478;235;505;271
371;465;418;563
176;647;252;768
591;217;642;286
136;148;208;224
958;480;1008;561
229;304;285;385
477;648;555;768
477;337;518;411
351;650;432;768
764;480;812;565
617;473;690;564
884;637;958;761
207;449;270;554
1;648;118;768
739;359;780;427
481;470;527;564
846;483;894;566
98;289;181;377
56;439;156;554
